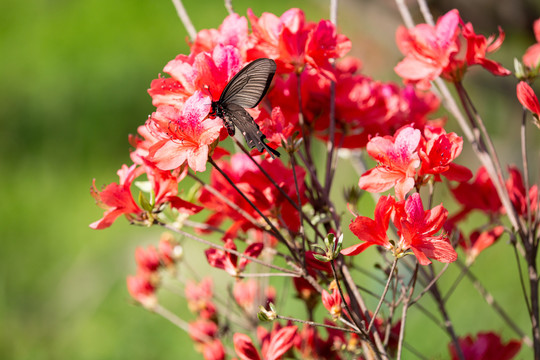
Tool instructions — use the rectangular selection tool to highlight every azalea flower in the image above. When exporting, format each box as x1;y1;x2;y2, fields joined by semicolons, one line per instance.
126;272;157;309
523;18;540;70
359;126;421;200
516;81;540;117
395;9;461;89
459;226;505;264
506;166;538;218
234;326;298;360
449;332;521;360
146;91;224;172
90;164;144;229
418;126;472;182
247;8;350;80
343;194;457;265
148;44;243;108
204;239;264;276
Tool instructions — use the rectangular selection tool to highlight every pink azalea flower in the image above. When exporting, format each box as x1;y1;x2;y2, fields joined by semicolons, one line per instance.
395;9;461;89
148;45;242;108
146;91;223;172
359;126;421;200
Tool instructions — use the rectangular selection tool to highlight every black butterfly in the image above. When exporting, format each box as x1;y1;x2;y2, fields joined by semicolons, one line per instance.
210;58;280;158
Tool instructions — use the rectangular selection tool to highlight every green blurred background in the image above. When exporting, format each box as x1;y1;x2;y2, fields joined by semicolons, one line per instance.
1;0;539;358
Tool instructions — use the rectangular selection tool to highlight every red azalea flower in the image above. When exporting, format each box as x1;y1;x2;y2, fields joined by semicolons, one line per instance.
523;18;540;69
516;81;540;116
359;126;421;200
395;9;461;89
418;126;472;182
189;319;219;344
459;226;505;264
393;193;457;265
135;245;161;273
449;332;521;360
395;9;510;87
342;195;395;256
450;166;503;223
461;21;511;76
90;164;144;229
321;284;342;320
126;272;157;309
205;239;264;276
202;339;226;360
234;326;298;360
247;8;350;80
185;278;217;319
233;280;275;313
146;91;223;172
506;166;538;218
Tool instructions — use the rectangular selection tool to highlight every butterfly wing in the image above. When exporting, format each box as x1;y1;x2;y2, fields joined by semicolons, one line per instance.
222;103;280;158
219;58;276;109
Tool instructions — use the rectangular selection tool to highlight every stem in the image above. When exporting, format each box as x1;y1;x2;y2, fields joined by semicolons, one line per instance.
396;263;418;360
520;109;533;230
224;0;234;15
170;0;197;41
276;314;358;333
453;259;532;346
410;263;450;306
330;259;364;333
368;258;398;333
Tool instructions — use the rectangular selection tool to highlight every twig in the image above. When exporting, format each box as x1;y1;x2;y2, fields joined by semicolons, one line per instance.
368;258;398;333
170;0;197;41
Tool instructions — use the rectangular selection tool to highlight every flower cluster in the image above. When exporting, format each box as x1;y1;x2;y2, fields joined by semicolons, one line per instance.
90;5;540;359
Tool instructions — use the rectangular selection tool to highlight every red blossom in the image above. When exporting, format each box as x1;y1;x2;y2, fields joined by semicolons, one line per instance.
202;339;226;360
450;166;503;223
359;126;421;200
234;333;262;360
126;273;157;309
506;166;538;218
342;195;395;256
395;9;461;88
459;226;505;263
523;18;540;69
516;81;540;116
395;9;510;87
394;193;457;265
189;319;219;344
321;284;342;320
148;44;243;108
135;246;161;273
233;280;275;313
146;91;223;172
449;332;521;360
185;278;217;320
90;164;144;229
205;239;264;276
461;22;511;76
247;8;350;80
418;126;472;182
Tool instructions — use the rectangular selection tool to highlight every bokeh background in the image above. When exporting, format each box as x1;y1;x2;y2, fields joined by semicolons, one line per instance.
2;0;539;358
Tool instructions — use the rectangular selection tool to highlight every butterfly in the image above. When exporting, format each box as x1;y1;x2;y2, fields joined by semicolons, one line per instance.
210;58;280;158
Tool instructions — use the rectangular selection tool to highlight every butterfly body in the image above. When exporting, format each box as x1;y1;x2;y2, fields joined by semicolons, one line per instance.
210;58;280;158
